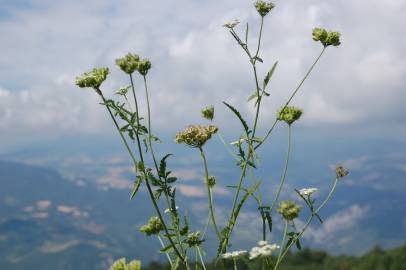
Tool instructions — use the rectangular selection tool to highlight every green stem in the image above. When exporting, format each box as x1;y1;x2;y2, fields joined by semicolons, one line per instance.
197;246;207;270
274;178;339;269
274;221;288;269
100;88;185;263
269;125;292;213
142;75;185;255
199;147;221;240
255;47;326;150
158;235;173;268
233;259;238;270
226;17;265;242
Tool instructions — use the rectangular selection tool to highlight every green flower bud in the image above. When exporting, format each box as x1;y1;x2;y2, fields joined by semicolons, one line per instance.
137;59;152;76
312;28;328;43
185;231;204;247
206;176;216;188
278;200;301;221
126;260;141;270
312;28;341;47
325;31;341;47
139;216;163;236
108;258;141;270
254;1;275;17
277;106;303;125
116;53;140;74
175;124;218;148
335;164;349;179
75;67;109;90
201;105;215;121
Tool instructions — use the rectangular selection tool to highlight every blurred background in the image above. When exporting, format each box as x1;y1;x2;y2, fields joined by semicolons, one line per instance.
0;0;405;269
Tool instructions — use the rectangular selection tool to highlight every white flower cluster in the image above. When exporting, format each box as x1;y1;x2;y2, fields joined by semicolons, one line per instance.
298;187;318;197
223;19;240;29
221;250;247;260
164;206;179;214
249;240;280;260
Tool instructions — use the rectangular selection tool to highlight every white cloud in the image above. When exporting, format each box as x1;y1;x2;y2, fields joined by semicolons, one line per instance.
0;0;405;145
298;204;375;254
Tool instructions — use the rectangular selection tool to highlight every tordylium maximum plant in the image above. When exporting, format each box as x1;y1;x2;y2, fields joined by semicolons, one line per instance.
75;1;348;270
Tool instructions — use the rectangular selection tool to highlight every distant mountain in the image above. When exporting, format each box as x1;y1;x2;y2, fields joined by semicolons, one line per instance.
1;151;406;269
0;160;159;269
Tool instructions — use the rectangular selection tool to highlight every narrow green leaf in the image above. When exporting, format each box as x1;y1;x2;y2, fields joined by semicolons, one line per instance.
223;101;249;134
264;61;278;87
130;177;142;199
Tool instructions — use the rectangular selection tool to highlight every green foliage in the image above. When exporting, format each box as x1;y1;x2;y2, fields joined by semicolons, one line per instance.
139;245;406;270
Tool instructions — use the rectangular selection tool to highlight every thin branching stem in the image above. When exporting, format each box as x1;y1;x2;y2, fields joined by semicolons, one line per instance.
199;147;221;240
273;178;339;270
142;75;186;256
103;81;186;263
274;221;288;268
256;47;327;150
158;235;174;267
269;125;292;213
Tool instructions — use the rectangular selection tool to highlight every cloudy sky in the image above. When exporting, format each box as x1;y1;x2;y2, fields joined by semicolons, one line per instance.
1;0;406;257
0;0;405;151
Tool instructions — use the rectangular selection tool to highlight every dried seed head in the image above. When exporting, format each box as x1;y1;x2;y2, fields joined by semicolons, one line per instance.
75;67;109;90
139;216;163;236
201;105;215;121
313;28;341;47
335;164;349;179
254;1;275;17
116;53;140;74
175;124;218;148
278;200;301;221
137;59;152;76
277;106;303;125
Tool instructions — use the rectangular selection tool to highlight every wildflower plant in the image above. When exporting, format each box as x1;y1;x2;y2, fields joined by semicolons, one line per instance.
76;2;349;270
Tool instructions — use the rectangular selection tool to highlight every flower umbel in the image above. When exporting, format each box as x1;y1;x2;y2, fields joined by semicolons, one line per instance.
223;19;240;29
278;200;302;221
75;67;109;89
175;124;218;148
254;1;275;17
115;85;131;96
298;187;318;197
312;28;341;47
336;164;349;179
139;216;163;236
277;106;303;125
221;250;247;260
249;241;279;260
201;105;215;121
185;231;204;247
116;53;140;74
